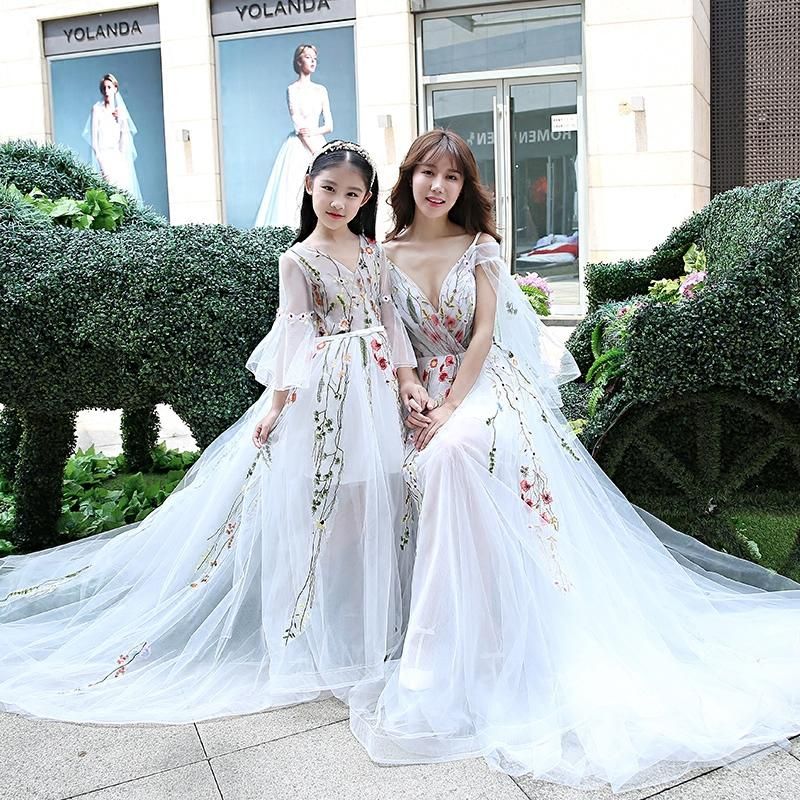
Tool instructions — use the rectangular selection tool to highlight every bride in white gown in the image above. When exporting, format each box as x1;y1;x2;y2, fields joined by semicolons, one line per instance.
254;44;333;228
82;73;142;203
0;141;425;724
348;130;800;793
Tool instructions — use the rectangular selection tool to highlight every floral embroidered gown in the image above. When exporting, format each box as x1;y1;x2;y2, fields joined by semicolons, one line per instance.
349;235;800;792
0;236;416;724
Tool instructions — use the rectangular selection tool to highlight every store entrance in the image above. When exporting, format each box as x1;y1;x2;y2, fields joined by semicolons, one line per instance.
427;78;581;308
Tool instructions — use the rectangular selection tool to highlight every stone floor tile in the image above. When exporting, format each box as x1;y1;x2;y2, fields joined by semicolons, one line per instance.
211;720;527;800
196;697;348;758
0;713;204;800
652;747;800;800
62;761;221;800
514;761;716;800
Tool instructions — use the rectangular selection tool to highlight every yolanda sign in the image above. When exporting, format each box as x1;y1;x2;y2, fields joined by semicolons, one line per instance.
43;7;159;56
211;0;355;35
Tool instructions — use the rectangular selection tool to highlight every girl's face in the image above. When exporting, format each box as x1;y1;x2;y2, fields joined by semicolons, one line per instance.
101;79;117;98
411;154;464;220
305;162;371;232
297;48;317;75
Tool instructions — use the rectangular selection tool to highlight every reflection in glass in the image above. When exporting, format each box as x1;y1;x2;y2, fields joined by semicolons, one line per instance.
510;82;579;307
431;86;496;189
422;6;581;76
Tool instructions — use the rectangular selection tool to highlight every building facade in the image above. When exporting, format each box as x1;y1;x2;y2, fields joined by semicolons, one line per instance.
0;0;713;313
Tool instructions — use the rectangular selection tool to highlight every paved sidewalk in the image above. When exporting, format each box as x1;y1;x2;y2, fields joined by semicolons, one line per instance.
3;700;798;800
75;405;197;457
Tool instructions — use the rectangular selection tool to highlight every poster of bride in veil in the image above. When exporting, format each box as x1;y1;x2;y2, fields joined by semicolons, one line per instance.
216;24;358;229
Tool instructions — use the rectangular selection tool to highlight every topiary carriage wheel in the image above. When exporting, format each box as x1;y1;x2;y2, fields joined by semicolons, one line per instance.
592;391;800;513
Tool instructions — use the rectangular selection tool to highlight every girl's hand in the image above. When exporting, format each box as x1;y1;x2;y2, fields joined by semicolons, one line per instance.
252;408;281;448
414;404;454;451
400;381;429;416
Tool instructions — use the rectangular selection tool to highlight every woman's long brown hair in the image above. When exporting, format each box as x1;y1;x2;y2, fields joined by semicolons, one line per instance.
387;129;501;243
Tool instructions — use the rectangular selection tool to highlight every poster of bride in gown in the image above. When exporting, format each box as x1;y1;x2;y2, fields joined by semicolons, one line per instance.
83;73;143;202
48;47;170;218
217;25;357;229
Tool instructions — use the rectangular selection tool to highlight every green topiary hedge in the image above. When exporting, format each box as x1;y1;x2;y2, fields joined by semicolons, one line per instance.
567;180;800;561
0;139;165;229
0;140;294;551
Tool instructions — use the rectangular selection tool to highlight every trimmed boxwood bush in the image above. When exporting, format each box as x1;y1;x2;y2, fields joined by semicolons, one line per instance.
0;140;294;550
567;180;800;558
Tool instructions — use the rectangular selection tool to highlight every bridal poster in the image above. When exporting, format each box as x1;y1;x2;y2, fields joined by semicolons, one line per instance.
48;47;170;218
217;24;358;229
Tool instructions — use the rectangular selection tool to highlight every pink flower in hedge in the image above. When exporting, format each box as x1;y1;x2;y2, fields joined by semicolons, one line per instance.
515;272;553;296
679;270;707;299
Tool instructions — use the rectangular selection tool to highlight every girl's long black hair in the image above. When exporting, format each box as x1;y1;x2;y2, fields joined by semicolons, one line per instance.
293;145;379;243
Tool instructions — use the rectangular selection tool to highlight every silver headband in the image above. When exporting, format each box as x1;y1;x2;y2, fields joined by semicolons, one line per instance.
310;140;377;187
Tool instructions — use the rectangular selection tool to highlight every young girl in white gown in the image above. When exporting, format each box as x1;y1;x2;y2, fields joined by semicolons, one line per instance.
0;141;424;724
254;44;333;228
348;130;800;793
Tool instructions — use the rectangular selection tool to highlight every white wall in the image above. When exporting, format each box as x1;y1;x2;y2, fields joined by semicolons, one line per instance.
584;0;710;262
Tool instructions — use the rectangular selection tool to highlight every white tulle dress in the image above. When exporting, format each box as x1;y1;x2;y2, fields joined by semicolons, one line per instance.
83;97;143;203
348;235;800;792
254;82;331;228
0;237;416;724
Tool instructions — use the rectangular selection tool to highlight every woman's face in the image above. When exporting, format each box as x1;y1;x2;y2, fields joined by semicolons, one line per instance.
305;162;371;232
410;153;464;220
101;79;117;98
297;48;317;76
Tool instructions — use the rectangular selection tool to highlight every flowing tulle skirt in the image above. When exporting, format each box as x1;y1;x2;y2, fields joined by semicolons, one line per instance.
0;327;406;724
349;344;800;792
254;134;313;228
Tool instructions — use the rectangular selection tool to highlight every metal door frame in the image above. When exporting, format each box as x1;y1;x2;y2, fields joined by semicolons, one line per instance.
424;72;585;311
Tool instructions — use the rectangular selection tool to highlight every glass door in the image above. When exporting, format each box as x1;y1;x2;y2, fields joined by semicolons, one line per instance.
428;77;582;309
508;79;579;306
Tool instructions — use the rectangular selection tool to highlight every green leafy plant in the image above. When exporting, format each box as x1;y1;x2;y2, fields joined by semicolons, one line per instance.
514;272;553;316
0;445;199;542
7;184;129;231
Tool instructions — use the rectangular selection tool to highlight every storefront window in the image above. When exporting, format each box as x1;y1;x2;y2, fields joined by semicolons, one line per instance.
44;7;169;218
422;5;581;76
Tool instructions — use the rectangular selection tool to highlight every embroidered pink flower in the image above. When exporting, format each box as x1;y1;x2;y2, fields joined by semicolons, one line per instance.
429;358;439;368
370;339;382;352
376;356;389;370
525;498;535;508
541;490;553;505
422;369;430;382
444;315;457;329
520;479;532;493
438;371;449;382
429;315;440;327
445;355;455;366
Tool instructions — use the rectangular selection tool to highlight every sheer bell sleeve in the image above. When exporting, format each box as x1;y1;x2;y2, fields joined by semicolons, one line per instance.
246;251;317;389
377;246;417;368
474;240;580;408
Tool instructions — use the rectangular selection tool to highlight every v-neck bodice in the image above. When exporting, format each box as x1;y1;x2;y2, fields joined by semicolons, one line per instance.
389;239;479;359
285;236;387;336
